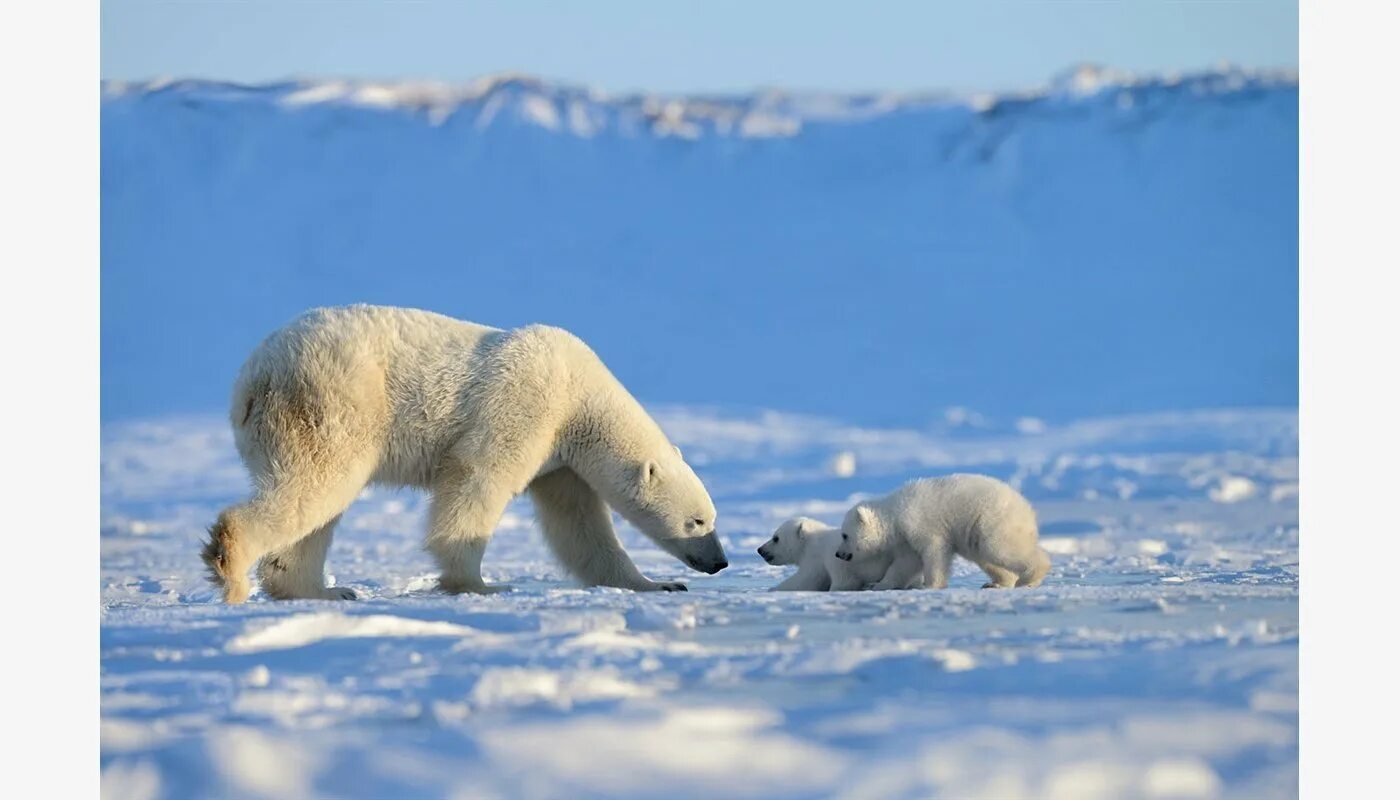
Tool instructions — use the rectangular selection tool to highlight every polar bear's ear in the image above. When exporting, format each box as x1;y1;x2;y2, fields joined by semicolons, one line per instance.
673;445;683;459
854;506;875;525
794;520;809;539
641;461;660;485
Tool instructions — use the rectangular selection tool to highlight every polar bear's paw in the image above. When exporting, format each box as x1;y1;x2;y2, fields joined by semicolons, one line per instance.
644;580;688;592
322;587;358;600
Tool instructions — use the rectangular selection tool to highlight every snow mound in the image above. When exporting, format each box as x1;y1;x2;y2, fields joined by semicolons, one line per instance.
226;612;488;653
101;65;1296;425
103;65;1295;140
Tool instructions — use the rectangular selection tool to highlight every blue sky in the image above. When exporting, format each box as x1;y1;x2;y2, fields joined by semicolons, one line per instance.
102;0;1297;94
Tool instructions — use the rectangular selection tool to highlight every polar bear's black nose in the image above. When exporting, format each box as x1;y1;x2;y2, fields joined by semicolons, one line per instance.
681;533;729;574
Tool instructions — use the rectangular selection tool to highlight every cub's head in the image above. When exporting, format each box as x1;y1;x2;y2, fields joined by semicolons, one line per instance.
610;445;727;575
833;504;884;562
757;517;824;565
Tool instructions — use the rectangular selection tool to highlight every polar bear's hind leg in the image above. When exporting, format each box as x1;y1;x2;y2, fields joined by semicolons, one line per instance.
204;467;369;603
257;516;356;600
201;510;253;604
204;377;381;604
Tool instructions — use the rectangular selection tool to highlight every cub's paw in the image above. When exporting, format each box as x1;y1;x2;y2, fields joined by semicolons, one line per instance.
323;587;358;600
649;581;688;592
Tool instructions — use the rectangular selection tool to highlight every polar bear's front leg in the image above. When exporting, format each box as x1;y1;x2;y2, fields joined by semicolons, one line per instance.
426;464;516;595
530;468;686;592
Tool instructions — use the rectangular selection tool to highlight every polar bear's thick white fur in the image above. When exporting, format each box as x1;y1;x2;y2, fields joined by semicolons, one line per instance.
201;305;728;604
834;474;1051;590
758;517;914;591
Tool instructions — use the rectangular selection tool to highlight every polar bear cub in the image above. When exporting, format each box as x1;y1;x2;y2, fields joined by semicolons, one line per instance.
833;474;1051;589
756;518;873;588
758;518;864;591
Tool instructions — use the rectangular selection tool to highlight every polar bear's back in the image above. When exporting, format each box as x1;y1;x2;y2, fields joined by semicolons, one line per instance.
895;474;1036;534
235;305;498;415
253;305;499;369
230;305;608;485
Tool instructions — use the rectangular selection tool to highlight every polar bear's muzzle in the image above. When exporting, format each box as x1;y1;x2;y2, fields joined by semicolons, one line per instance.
676;532;729;575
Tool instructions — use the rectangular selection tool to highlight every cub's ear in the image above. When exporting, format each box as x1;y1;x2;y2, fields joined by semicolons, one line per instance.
673;445;683;458
794;520;807;538
641;461;659;484
854;506;875;524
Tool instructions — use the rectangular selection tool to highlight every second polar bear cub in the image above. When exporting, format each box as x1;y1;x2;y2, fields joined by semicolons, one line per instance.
834;474;1051;589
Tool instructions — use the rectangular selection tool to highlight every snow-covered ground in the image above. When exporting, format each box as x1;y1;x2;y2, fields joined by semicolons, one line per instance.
100;64;1298;797
101;405;1297;799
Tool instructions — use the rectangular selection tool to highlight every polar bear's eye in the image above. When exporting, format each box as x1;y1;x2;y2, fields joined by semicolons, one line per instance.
841;533;848;540
772;536;779;543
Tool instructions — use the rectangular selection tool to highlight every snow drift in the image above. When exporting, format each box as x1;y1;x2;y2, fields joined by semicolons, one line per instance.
100;65;1297;426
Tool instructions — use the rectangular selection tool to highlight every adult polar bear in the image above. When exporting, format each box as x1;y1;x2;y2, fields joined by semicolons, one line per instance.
202;305;728;604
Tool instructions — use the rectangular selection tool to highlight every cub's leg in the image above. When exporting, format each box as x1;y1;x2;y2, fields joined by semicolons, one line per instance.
776;563;833;592
827;573;865;591
978;562;1019;589
256;516;357;600
871;552;924;590
531;468;685;592
1016;548;1052;588
970;519;1051;588
914;535;954;590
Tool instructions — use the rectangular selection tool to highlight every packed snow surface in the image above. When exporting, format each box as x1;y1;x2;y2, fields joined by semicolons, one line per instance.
101;405;1297;799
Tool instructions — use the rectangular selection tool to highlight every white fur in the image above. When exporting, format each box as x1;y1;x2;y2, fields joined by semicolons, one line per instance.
757;517;885;591
202;305;727;603
833;474;1051;590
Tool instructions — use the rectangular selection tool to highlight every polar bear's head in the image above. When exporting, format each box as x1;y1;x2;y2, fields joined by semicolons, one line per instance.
833;503;886;563
595;442;727;575
757;517;825;565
